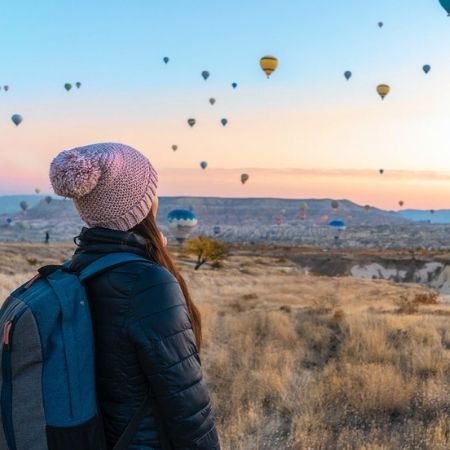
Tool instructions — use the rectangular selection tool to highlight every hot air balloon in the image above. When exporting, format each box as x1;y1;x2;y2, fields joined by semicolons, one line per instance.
379;168;384;175
200;161;208;170
6;218;12;225
167;209;198;243
75;82;82;88
328;220;346;230
220;118;228;127
344;71;352;81
231;82;238;89
172;145;178;151
331;200;339;212
201;71;210;81
398;200;404;207
275;217;283;226
328;220;346;243
378;21;384;28
209;98;216;105
213;225;221;235
299;202;308;220
430;209;435;214
423;65;431;74
20;201;28;212
241;173;249;184
163;57;170;64
187;118;196;127
377;84;390;100
64;83;72;92
3;85;9;92
11;114;23;126
45;196;52;204
439;0;450;15
34;188;40;194
259;55;278;78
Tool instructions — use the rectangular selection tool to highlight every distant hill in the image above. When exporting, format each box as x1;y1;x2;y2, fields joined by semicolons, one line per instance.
0;195;46;215
156;197;407;226
400;210;450;224
6;196;450;249
0;196;408;226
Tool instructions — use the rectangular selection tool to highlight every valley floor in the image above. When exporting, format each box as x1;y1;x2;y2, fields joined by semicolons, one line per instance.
2;243;450;449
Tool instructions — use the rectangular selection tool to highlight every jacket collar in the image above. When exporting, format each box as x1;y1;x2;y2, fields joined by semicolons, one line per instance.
70;226;149;271
75;226;147;249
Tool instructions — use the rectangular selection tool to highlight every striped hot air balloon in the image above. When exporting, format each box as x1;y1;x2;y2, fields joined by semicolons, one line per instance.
167;209;198;243
259;55;278;78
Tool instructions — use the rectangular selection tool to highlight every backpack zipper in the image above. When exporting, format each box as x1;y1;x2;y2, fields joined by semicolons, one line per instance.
1;311;24;450
3;322;12;351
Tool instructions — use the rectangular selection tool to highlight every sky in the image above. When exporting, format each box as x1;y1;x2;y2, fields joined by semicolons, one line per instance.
1;0;450;209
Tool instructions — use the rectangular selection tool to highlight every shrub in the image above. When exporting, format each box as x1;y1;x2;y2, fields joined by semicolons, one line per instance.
395;292;439;314
185;236;229;270
312;294;340;312
242;293;258;301
395;295;419;314
333;308;345;321
414;292;439;305
26;257;39;266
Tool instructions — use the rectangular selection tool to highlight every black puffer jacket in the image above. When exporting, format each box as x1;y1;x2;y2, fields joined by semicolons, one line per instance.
70;226;221;450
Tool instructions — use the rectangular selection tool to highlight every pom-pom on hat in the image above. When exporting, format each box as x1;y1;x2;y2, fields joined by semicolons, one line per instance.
49;142;158;231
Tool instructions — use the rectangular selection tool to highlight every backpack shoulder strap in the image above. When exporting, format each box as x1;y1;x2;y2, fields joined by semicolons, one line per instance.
113;395;172;450
79;252;150;283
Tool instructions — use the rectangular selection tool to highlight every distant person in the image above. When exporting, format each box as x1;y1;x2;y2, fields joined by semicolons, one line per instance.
49;143;220;449
44;231;50;244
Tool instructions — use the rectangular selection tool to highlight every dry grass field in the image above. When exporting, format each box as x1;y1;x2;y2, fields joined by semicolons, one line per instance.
2;243;450;449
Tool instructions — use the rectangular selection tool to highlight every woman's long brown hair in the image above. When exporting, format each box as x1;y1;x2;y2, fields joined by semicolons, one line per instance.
130;212;203;351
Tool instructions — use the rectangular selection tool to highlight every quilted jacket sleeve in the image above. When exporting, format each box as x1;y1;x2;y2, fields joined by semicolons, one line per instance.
126;263;221;450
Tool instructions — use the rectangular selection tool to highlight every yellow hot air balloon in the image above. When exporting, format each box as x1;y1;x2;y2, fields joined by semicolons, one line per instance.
259;55;278;78
376;84;390;100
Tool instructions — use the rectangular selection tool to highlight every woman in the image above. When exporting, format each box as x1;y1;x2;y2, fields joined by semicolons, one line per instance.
49;142;221;450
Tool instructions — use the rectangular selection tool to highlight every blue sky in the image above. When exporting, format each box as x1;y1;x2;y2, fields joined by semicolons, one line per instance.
1;1;450;208
2;0;447;91
0;0;450;94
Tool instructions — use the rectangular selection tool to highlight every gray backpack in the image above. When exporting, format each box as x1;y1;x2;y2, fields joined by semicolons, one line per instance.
0;252;170;450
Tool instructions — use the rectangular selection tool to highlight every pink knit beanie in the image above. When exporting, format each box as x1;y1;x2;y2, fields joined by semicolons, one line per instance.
49;142;158;231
